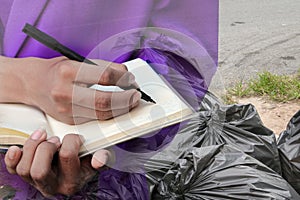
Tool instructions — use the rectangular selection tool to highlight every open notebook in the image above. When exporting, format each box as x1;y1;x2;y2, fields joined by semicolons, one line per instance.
0;58;194;156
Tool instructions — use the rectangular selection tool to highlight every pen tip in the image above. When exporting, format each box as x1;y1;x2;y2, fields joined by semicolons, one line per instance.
137;88;156;104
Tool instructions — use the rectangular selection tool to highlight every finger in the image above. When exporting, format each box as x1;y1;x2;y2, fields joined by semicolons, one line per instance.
58;134;84;186
71;99;139;121
16;129;47;182
4;146;22;174
96;60;127;71
30;137;61;197
54;58;137;88
74;61;136;87
72;86;141;111
91;149;116;169
53;96;139;125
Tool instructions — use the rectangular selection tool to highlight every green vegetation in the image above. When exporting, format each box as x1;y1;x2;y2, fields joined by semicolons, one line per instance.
225;70;300;103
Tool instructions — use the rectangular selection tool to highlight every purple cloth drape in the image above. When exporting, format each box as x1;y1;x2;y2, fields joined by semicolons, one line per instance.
0;1;218;199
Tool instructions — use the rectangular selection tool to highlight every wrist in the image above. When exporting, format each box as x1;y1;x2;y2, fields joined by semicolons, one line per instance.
0;56;32;104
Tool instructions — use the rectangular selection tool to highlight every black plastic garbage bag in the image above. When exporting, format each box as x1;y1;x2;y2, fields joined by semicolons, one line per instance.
196;103;281;174
145;98;281;175
143;92;285;197
149;144;299;200
277;110;300;194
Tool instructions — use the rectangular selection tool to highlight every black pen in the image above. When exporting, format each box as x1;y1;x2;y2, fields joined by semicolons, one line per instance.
22;23;156;104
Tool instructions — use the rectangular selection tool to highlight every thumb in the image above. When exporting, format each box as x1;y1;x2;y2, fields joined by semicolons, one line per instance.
91;149;115;169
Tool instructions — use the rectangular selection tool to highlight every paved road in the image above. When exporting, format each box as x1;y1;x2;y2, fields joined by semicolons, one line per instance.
212;0;300;93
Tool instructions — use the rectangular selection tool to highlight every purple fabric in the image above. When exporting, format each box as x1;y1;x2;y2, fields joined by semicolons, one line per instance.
0;0;218;199
1;0;218;64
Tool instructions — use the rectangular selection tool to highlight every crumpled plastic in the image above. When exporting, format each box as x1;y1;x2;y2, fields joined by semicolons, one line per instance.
195;102;281;174
150;144;299;200
277;110;300;194
144;93;299;199
144;95;281;174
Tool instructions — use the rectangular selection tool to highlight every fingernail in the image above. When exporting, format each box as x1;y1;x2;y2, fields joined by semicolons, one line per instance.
128;74;136;85
31;128;45;140
8;148;16;160
132;91;141;103
47;136;60;145
93;153;108;168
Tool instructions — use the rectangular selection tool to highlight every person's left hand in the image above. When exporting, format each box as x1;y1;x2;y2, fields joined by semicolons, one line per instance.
4;129;111;197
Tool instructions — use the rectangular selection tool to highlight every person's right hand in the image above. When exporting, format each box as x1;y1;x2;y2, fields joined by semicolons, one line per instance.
0;56;141;124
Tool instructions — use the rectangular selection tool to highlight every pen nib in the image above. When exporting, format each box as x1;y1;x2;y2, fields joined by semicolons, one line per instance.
137;88;156;104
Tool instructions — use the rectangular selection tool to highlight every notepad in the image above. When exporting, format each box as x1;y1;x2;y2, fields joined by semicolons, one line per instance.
0;58;194;156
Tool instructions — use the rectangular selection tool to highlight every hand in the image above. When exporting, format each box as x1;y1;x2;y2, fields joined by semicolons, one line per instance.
4;129;111;197
0;56;141;124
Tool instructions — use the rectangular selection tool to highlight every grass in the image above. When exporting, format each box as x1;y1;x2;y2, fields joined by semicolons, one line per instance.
225;70;300;103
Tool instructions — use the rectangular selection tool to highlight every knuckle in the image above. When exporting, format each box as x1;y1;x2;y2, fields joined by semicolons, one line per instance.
59;149;74;161
59;140;79;161
100;69;113;84
118;64;128;71
30;168;48;182
16;165;29;177
63;134;81;144
22;141;35;152
56;105;71;114
51;88;72;102
95;97;111;110
36;142;52;152
57;64;75;79
96;111;112;120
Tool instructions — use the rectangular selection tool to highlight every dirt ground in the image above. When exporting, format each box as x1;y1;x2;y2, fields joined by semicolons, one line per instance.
236;97;300;137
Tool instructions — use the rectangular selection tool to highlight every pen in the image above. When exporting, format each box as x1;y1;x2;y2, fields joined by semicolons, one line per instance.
22;23;156;104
